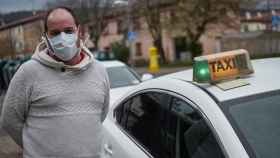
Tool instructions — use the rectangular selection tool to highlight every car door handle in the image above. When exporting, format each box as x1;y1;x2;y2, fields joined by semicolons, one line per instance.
104;144;113;156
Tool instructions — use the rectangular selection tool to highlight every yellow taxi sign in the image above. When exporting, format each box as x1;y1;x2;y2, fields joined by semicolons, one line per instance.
193;49;254;83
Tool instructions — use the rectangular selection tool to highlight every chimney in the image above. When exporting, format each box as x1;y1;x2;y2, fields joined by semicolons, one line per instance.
257;12;262;18
246;11;251;20
272;10;276;16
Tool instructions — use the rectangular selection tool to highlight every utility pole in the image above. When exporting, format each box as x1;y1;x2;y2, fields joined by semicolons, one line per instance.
268;0;273;54
127;0;135;66
30;0;36;15
114;0;135;66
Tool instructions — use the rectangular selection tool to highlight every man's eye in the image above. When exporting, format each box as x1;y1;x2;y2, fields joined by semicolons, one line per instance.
64;29;75;34
50;31;60;36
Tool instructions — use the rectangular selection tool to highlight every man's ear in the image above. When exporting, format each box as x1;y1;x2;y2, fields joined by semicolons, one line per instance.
77;25;82;47
77;25;81;36
43;32;54;52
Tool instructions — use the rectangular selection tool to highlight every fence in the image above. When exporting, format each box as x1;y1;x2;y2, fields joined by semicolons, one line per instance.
0;55;31;91
221;31;280;57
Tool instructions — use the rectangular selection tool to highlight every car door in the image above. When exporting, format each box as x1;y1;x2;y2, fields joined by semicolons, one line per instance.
168;95;226;158
102;91;175;158
102;90;226;158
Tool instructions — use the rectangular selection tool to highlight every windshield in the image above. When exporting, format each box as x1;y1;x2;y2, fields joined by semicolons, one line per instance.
106;66;141;89
221;91;280;158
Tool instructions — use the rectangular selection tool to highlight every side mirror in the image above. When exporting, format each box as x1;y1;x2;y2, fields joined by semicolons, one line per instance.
141;73;154;81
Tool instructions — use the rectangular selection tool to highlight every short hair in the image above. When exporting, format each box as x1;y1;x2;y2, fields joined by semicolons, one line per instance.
44;6;79;32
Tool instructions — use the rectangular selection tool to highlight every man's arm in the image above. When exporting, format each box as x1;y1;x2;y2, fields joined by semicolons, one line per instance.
1;66;31;147
101;69;110;123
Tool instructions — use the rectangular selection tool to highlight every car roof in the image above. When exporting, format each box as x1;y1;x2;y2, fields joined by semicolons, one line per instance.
163;57;280;102
99;60;126;68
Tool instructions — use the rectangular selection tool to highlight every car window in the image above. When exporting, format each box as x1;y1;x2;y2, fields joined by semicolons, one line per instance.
114;91;225;158
106;66;141;88
115;92;174;158
221;91;280;158
170;97;225;158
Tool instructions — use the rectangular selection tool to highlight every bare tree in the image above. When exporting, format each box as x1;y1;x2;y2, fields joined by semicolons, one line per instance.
171;0;253;58
86;0;114;50
132;0;258;61
134;0;172;63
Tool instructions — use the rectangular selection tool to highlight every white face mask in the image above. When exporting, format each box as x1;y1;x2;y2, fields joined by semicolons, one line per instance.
46;32;80;61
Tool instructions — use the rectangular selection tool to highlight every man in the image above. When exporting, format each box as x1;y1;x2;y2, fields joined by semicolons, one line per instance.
1;7;110;158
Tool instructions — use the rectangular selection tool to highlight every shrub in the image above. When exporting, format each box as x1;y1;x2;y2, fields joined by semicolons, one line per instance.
189;41;203;59
111;42;130;63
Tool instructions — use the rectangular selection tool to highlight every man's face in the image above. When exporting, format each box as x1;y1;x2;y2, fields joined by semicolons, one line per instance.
46;9;80;45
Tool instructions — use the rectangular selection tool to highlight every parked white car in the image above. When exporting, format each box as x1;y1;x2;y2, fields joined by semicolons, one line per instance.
101;50;280;158
100;60;153;104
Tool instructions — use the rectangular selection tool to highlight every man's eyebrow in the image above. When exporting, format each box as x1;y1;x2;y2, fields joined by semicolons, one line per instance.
64;27;76;30
49;28;60;32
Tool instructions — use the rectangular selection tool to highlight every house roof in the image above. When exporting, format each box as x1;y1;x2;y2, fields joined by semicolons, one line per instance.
0;13;46;31
240;9;280;24
241;15;271;23
256;0;280;10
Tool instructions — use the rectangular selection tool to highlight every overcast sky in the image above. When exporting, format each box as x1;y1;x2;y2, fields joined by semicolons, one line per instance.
0;0;52;13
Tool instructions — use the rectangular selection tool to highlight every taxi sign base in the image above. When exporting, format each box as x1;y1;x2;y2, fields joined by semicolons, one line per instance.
215;79;250;91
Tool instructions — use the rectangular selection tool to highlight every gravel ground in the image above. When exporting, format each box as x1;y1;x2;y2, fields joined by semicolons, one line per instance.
0;136;22;158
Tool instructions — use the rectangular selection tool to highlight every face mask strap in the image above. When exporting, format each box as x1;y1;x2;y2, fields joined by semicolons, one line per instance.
44;33;56;54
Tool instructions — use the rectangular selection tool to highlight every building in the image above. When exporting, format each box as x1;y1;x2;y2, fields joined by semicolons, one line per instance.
0;13;45;59
241;11;270;32
255;0;280;10
96;5;239;63
221;31;280;56
240;0;280;33
240;10;280;32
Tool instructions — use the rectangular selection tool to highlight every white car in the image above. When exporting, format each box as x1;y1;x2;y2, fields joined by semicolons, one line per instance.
101;50;280;158
100;60;153;104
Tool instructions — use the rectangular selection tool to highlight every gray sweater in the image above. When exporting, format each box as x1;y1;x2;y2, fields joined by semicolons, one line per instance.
1;42;110;158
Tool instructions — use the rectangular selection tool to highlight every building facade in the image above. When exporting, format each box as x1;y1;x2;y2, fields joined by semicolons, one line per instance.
96;8;239;63
0;13;45;59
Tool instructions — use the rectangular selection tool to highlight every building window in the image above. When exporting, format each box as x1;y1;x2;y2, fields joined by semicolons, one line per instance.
135;42;142;56
102;27;109;36
89;25;94;32
133;18;141;31
170;11;178;24
117;19;126;34
114;92;174;158
244;24;249;32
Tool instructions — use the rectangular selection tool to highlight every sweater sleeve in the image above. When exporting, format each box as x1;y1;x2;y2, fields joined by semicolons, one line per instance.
101;68;110;123
1;64;32;147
